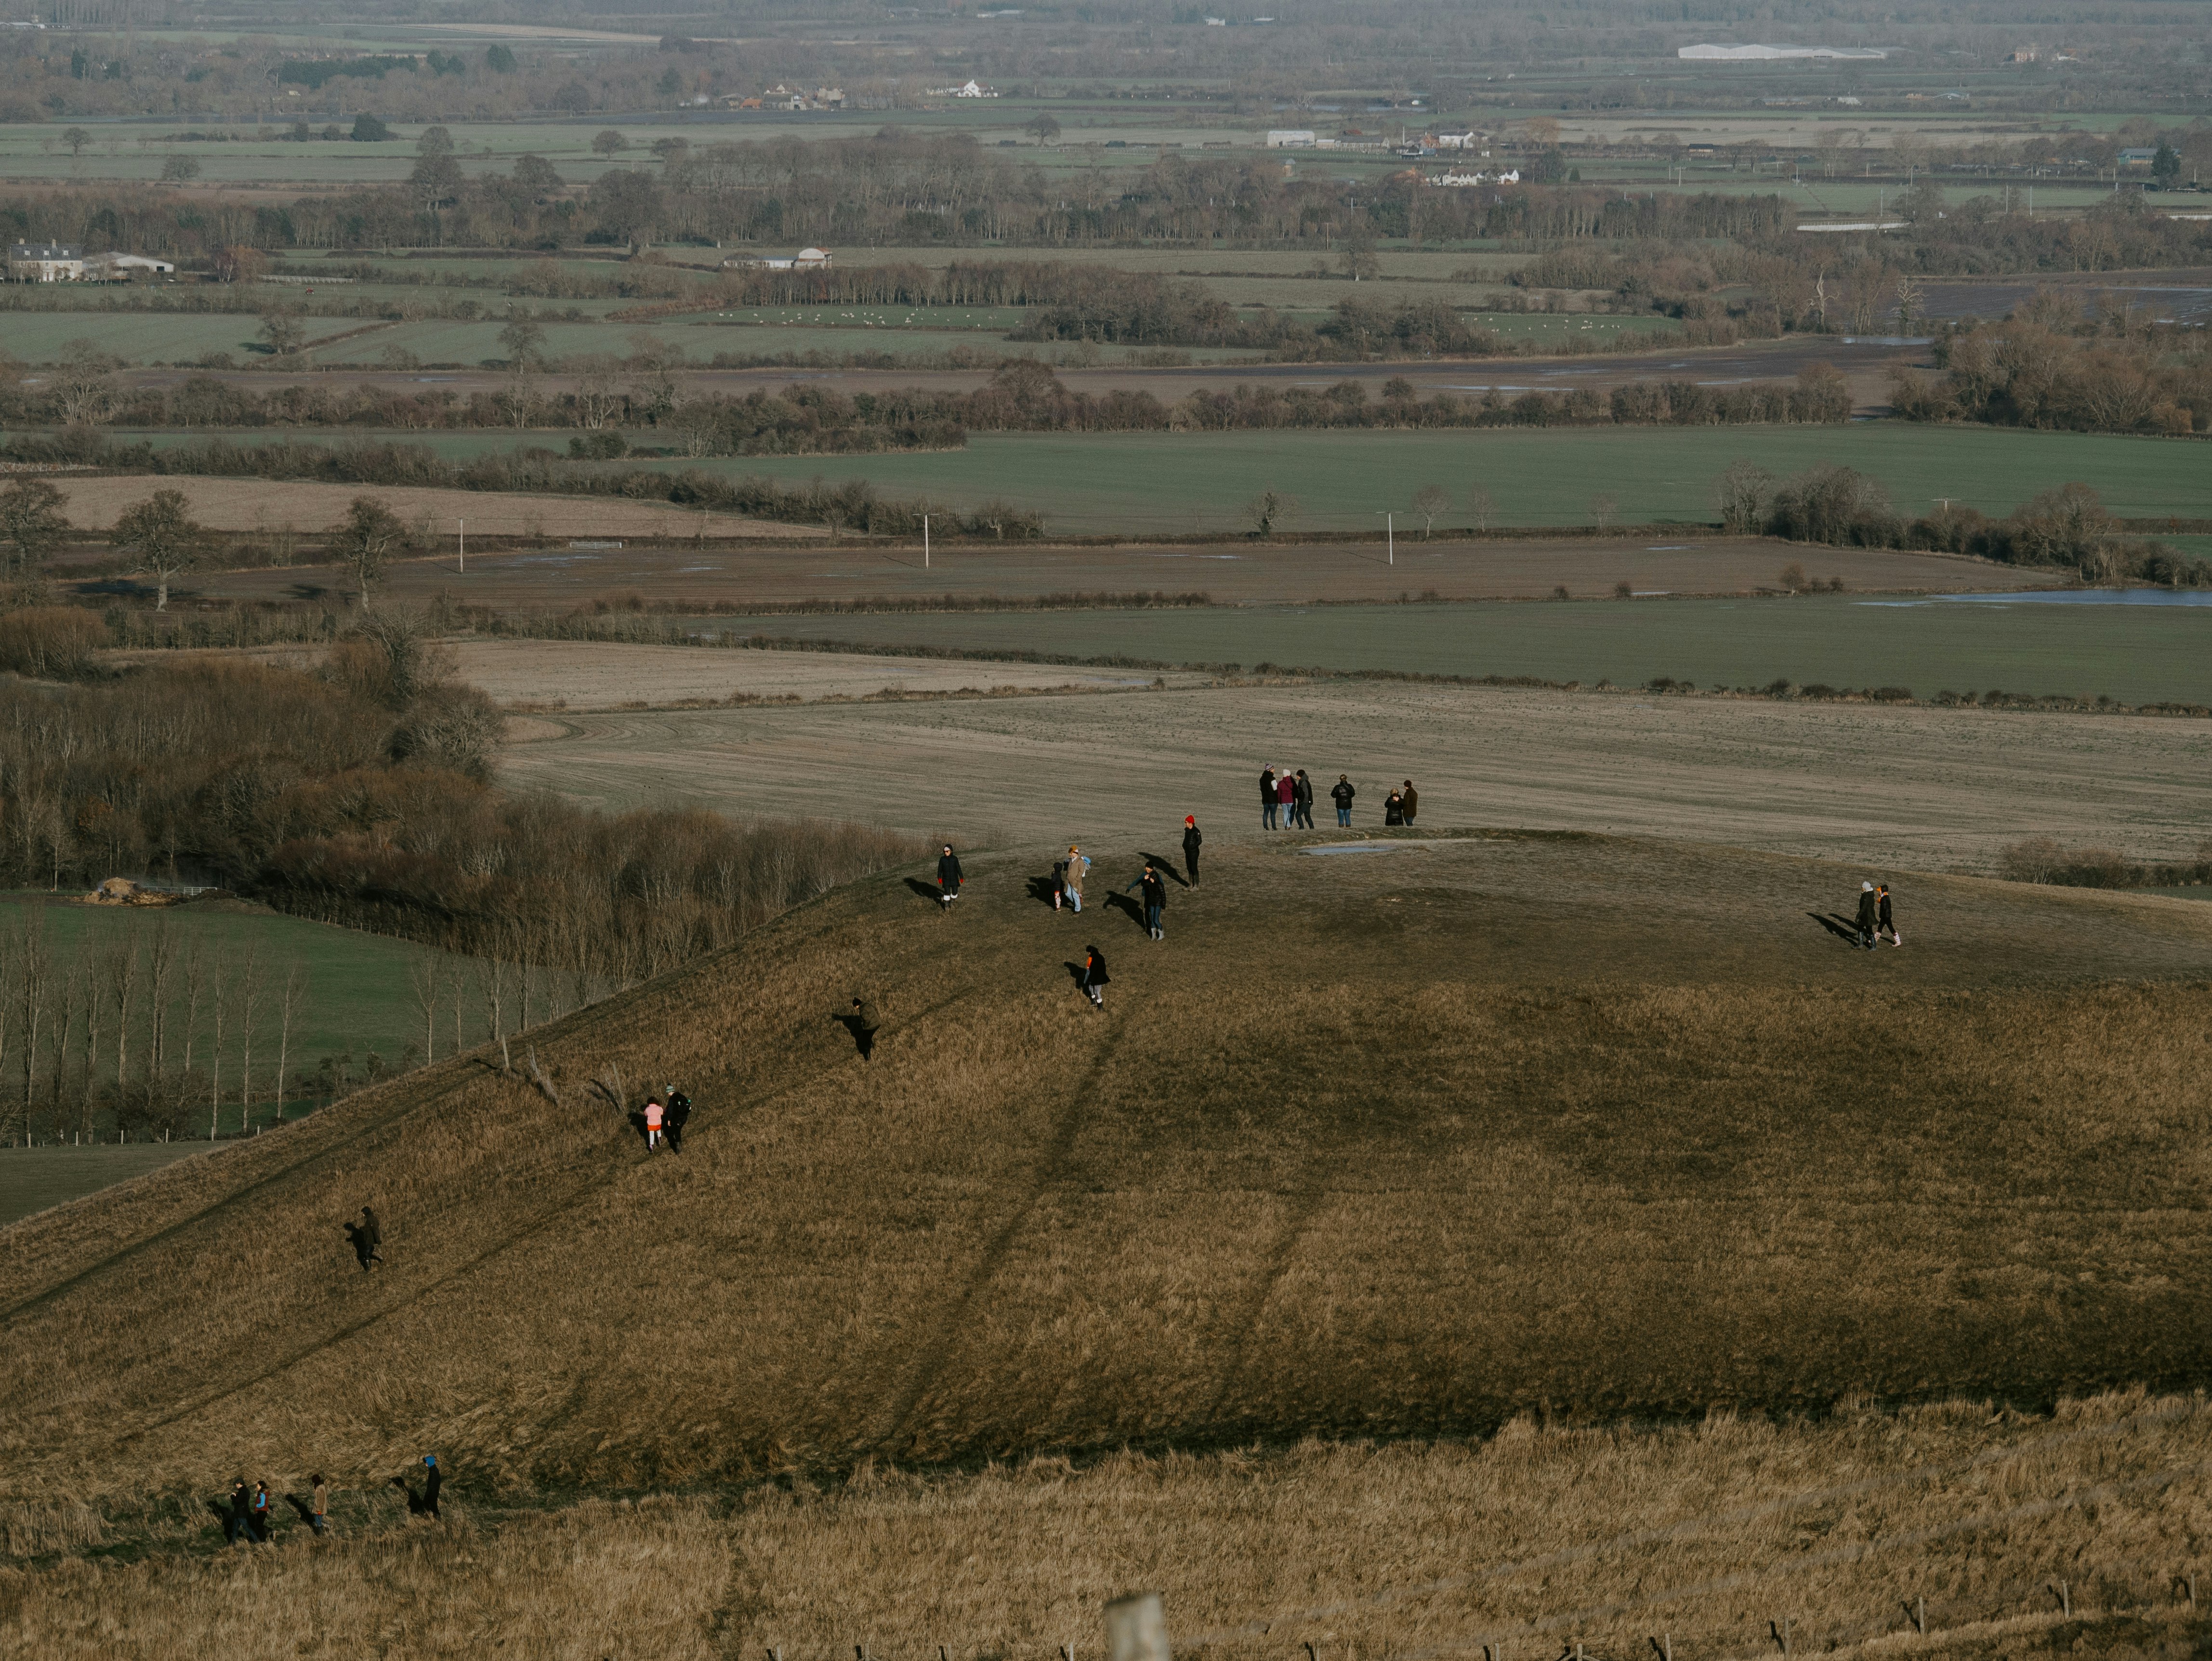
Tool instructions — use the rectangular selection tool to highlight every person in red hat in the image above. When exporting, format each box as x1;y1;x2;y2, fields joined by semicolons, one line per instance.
1181;815;1202;887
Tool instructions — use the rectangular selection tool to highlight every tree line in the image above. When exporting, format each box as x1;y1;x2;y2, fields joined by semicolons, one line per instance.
1892;307;2212;437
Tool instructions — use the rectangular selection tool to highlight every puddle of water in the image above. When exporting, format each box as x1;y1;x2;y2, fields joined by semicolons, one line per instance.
1301;842;1439;856
1930;590;2212;608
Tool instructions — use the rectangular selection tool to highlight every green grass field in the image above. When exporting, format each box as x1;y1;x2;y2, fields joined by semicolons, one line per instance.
659;424;2212;533
0;310;364;364
699;593;2212;706
0;1143;209;1228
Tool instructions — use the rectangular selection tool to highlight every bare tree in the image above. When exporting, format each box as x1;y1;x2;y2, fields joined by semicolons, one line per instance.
1243;490;1298;538
329;497;411;610
237;944;265;1133
1589;491;1620;531
112;488;204;612
1411;483;1450;540
275;966;308;1126
207;947;230;1139
1465;485;1496;532
77;952;99;1141
450;962;471;1061
177;939;206;1077
15;916;48;1146
103;936;138;1097
1712;460;1777;535
144;917;176;1075
485;949;515;1072
409;953;443;1065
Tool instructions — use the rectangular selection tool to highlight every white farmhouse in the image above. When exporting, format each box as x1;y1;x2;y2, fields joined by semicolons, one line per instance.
8;241;83;281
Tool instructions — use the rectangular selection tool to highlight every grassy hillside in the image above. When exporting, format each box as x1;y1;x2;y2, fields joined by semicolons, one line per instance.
4;828;2210;1512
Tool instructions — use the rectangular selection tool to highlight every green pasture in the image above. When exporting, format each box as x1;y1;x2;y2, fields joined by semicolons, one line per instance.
0;1143;210;1227
706;593;2212;707
711;305;1030;332
0;894;438;1077
3;310;364;365
656;425;2212;535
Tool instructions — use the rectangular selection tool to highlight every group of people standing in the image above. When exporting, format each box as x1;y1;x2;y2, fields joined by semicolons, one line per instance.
1262;769;1421;830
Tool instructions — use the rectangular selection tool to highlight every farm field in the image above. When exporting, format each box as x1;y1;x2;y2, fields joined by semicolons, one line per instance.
0;309;364;365
498;677;2212;869
190;538;2033;612
650;425;2212;534
46;474;816;539
0;1144;207;1229
670;592;2212;706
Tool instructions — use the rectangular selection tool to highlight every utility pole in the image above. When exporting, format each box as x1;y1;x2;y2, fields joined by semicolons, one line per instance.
457;518;464;572
923;513;929;568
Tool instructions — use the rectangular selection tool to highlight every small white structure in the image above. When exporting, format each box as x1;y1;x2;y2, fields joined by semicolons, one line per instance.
1679;43;1888;59
87;251;176;278
1265;129;1317;148
1425;169;1518;187
1434;129;1484;150
8;241;82;280
723;246;832;271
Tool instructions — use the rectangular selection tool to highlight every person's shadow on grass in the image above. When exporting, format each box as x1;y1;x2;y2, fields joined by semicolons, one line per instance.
1138;853;1191;888
1807;911;1865;944
902;877;945;907
1105;892;1147;933
1027;874;1063;909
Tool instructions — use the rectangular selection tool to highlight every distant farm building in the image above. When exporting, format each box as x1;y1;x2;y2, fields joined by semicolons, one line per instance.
927;79;998;97
8;243;174;281
1678;43;1889;60
722;247;832;271
1265;129;1317;148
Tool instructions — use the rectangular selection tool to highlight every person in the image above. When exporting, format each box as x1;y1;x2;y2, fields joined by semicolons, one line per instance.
643;1095;663;1151
310;1474;331;1536
1877;883;1901;947
1080;945;1110;1009
1401;780;1420;825
1855;880;1879;950
1260;766;1278;830
251;1480;271;1541
1330;774;1356;828
356;1205;382;1271
1276;768;1296;829
1063;845;1090;913
849;996;881;1060
1051;854;1066;910
226;1478;254;1544
1293;769;1315;830
1383;789;1404;826
1181;815;1202;887
421;1454;442;1519
936;844;964;907
1125;863;1168;940
663;1086;691;1153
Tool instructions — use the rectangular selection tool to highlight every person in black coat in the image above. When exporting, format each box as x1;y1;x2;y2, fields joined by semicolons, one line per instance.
1259;767;1278;830
936;844;964;906
662;1086;691;1152
226;1478;255;1544
1080;946;1109;1008
1383;790;1404;826
1293;769;1315;830
1330;774;1356;827
1877;883;1901;947
421;1455;442;1518
1181;815;1202;886
1854;881;1879;949
1125;865;1168;940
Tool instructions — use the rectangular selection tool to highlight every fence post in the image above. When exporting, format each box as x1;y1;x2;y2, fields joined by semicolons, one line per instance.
2056;1582;2070;1618
1915;1597;1925;1635
1105;1593;1171;1661
1665;1633;1673;1661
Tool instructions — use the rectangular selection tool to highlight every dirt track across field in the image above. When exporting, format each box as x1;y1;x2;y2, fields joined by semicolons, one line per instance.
45;475;818;540
498;677;2212;873
186;535;2039;611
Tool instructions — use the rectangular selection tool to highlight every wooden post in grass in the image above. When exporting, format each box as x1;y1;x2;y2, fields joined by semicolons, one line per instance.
2057;1582;2069;1618
924;514;930;569
1104;1592;1169;1661
1915;1597;1925;1635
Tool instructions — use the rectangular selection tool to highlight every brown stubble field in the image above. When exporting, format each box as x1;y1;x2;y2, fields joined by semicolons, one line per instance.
497;678;2212;872
5;834;2212;1652
186;536;2037;612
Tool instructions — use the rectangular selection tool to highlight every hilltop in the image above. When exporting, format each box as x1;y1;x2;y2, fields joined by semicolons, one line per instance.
5;829;2209;1512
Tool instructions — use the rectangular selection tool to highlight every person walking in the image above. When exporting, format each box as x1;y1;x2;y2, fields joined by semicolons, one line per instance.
1125;864;1168;940
1330;774;1356;828
848;996;882;1060
643;1095;664;1151
1877;883;1901;947
1063;845;1090;912
1080;945;1110;1009
1855;880;1879;950
1260;766;1278;830
936;844;964;907
1400;780;1420;825
663;1086;691;1153
225;1478;254;1545
1051;853;1067;910
309;1474;331;1537
1383;789;1405;826
1181;815;1202;887
1293;769;1315;830
1276;767;1296;829
356;1205;382;1271
251;1481;271;1542
420;1455;442;1519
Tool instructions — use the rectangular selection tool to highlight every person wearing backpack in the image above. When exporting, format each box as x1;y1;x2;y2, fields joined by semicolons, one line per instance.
1063;846;1091;913
663;1087;691;1152
1330;774;1356;827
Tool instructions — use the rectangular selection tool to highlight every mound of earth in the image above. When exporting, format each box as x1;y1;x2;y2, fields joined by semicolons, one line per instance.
3;830;2208;1505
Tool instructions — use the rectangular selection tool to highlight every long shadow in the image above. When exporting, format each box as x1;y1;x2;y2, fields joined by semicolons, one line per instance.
902;876;946;907
1138;853;1191;888
283;1493;316;1524
1104;892;1148;933
342;1221;378;1271
833;1013;877;1060
1027;874;1064;909
1062;960;1087;989
1807;911;1865;944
